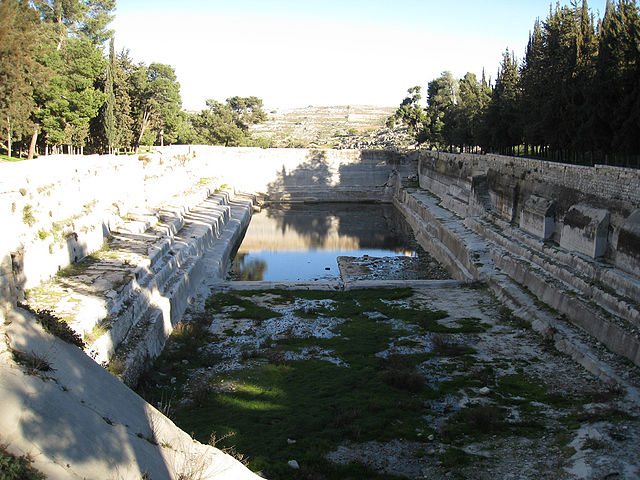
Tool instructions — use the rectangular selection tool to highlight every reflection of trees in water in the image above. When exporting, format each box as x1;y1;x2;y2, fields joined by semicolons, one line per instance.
265;204;333;247
264;203;412;251
230;253;267;281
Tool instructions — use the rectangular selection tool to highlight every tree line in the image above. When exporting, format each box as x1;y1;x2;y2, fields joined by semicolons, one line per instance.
0;0;267;159
390;0;640;167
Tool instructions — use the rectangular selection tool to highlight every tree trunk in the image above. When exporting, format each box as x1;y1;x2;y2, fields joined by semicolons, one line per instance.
6;116;11;160
56;15;64;51
135;109;151;153
27;126;38;160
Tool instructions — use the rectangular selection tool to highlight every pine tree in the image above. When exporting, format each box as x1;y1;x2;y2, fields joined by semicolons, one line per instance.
130;62;182;151
393;86;427;140
451;73;490;151
425;71;458;149
0;1;51;159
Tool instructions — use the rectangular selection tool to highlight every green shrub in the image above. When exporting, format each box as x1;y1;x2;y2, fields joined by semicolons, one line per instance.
440;447;472;468
381;355;425;393
106;357;125;377
0;444;46;480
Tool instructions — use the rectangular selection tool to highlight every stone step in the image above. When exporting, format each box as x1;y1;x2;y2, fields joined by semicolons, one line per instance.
24;183;228;354
110;195;254;386
469;216;640;331
87;193;237;366
398;186;640;376
493;248;640;368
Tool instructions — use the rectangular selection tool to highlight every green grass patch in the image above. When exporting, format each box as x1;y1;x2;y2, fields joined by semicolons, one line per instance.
137;287;581;479
55;250;107;277
141;288;467;479
83;317;112;345
560;407;634;430
173;359;430;478
440;447;476;469
0;154;24;162
441;405;507;443
205;292;282;322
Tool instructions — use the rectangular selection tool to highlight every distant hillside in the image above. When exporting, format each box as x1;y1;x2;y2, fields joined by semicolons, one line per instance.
250;105;396;148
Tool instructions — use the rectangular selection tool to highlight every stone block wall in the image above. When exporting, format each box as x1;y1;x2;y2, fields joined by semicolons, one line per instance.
163;146;417;202
0;152;215;319
520;195;555;240
1;147;417;321
616;209;640;272
418;151;640;273
560;205;610;258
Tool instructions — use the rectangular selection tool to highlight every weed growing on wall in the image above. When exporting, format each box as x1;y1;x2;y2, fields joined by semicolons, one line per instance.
11;349;55;376
22;205;36;227
18;303;85;349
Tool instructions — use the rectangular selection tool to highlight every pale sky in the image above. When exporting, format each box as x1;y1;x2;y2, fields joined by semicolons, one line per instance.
112;0;608;111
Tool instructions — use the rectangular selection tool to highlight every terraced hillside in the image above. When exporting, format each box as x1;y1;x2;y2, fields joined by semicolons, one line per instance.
250;105;397;148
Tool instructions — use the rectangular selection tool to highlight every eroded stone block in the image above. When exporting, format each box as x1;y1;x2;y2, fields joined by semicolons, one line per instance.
487;169;518;222
560;204;610;258
520;195;555;240
615;209;640;276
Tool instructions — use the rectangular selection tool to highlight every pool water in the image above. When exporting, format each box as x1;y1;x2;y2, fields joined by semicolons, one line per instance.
229;203;423;281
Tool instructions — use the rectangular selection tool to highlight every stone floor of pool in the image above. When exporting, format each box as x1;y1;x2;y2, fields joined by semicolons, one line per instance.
337;254;450;282
141;284;640;480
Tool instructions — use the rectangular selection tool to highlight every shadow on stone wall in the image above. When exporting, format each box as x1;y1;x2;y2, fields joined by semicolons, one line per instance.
261;149;414;252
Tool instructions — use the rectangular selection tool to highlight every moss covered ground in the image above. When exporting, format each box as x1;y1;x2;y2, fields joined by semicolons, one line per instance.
137;287;637;480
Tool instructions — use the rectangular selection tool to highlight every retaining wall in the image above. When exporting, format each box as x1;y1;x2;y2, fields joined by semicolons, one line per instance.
415;150;640;368
418;151;640;276
0;147;415;322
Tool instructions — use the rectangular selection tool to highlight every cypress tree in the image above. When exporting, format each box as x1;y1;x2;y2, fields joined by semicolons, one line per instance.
572;0;598;156
611;0;640;154
485;50;521;155
103;38;116;153
520;18;546;155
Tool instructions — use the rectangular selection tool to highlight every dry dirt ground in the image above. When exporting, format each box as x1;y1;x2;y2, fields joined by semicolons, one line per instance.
141;284;640;480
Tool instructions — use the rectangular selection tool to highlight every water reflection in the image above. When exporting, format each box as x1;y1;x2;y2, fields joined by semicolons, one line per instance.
230;203;419;281
232;253;268;281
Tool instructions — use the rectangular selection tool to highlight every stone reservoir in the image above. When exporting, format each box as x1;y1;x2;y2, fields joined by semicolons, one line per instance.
1;146;640;478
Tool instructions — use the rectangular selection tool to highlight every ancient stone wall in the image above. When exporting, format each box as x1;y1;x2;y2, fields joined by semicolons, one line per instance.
418;151;640;206
165;145;416;202
0;147;416;323
415;150;640;368
418;151;640;276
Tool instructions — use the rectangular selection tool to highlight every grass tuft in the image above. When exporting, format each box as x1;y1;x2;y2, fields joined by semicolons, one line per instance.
11;349;55;376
